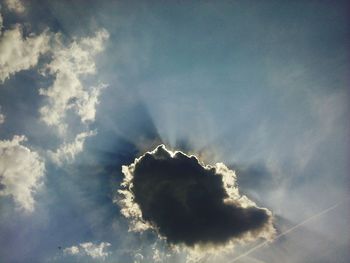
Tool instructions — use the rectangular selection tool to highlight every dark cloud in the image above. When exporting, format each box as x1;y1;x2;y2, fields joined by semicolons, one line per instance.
119;145;274;248
0;176;6;191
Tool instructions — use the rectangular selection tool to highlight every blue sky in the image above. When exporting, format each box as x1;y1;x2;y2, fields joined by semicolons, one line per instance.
0;1;349;262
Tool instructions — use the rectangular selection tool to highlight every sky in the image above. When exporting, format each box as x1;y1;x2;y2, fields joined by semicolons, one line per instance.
0;0;349;262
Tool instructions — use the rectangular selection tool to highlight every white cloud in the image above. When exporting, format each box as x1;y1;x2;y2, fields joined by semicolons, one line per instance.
80;242;111;259
0;13;107;174
63;246;79;255
39;29;109;134
0;24;49;83
0;135;45;212
37;29;108;166
76;83;107;123
4;0;25;14
48;130;96;165
0;107;4;124
64;242;111;260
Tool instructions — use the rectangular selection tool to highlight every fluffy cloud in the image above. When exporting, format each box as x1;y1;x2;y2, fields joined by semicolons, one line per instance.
0;24;49;83
0;10;108;167
0;135;45;212
118;145;275;250
39;29;109;134
4;0;25;14
36;28;109;166
48;130;96;165
64;242;111;259
63;245;79;255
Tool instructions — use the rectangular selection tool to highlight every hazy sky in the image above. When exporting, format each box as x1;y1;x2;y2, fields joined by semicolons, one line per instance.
0;1;349;262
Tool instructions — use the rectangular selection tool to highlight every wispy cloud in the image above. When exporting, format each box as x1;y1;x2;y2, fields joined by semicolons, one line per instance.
48;130;96;165
64;242;111;260
39;29;109;134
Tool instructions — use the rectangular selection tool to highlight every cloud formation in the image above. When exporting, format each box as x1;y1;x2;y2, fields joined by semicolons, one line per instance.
0;24;49;83
4;0;25;14
119;145;275;249
48;130;96;165
0;10;109;215
39;29;109;134
64;242;111;259
0;106;4;124
0;135;45;212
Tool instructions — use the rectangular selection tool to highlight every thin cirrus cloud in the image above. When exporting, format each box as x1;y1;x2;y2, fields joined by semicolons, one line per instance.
119;145;275;251
48;130;97;165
